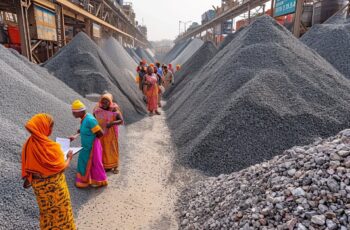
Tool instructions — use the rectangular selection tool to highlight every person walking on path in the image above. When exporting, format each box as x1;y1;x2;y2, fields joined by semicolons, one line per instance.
69;100;108;188
136;60;147;91
93;93;124;174
144;66;160;115
22;113;76;230
163;65;174;90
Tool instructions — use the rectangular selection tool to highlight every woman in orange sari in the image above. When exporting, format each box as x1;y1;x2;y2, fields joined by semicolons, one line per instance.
93;93;123;174
22;113;75;230
144;66;160;115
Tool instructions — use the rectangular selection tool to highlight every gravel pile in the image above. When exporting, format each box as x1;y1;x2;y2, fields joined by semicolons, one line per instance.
135;46;155;64
218;27;245;51
44;32;147;123
179;129;350;230
171;38;204;66
163;41;217;99
0;45;93;229
101;36;137;77
125;47;142;63
166;15;350;176
301;15;350;79
162;39;192;64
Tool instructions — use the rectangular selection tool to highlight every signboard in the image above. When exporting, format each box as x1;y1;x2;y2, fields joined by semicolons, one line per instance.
92;23;101;38
32;5;57;41
274;0;297;17
222;20;233;34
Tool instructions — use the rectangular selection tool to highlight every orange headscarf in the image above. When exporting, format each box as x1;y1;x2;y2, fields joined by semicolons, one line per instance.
22;114;66;182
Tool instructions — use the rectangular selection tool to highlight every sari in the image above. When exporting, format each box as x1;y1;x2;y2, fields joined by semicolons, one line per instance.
93;94;123;170
76;113;108;188
144;74;159;112
22;113;75;229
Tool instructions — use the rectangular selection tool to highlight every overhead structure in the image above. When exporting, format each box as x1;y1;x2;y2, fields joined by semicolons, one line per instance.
0;0;151;63
175;0;270;44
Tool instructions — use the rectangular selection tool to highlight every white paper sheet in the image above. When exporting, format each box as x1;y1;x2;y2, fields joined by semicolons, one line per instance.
56;137;82;159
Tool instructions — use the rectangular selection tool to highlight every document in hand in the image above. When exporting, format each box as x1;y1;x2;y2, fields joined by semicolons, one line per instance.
56;137;82;159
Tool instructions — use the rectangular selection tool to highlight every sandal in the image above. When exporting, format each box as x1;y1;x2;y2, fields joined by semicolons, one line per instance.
112;168;119;174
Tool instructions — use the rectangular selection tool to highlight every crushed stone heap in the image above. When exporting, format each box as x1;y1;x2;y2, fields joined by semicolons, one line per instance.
179;129;350;230
170;38;204;67
101;36;138;77
301;14;350;79
0;45;92;229
161;39;192;64
164;41;217;99
166;15;350;176
44;32;147;123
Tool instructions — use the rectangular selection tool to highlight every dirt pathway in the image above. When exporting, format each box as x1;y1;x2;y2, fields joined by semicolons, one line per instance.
76;111;179;230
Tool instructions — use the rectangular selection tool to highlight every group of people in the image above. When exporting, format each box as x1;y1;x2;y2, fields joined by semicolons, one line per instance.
21;92;123;229
20;60;181;229
136;60;180;115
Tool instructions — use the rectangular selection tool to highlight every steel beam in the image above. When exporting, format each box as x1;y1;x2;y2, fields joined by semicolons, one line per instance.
16;0;32;61
175;0;269;43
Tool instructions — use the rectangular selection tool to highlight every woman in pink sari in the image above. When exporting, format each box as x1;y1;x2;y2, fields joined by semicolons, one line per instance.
144;66;160;115
93;93;123;174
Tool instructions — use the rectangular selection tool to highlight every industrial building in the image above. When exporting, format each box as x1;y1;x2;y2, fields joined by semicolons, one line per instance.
0;0;149;63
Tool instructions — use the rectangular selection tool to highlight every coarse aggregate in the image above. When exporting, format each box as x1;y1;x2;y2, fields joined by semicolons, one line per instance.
166;15;350;176
0;45;95;229
125;47;142;64
163;41;217;99
171;38;204;67
135;46;155;64
162;39;192;65
179;129;350;230
218;27;245;51
44;32;147;124
101;36;137;77
301;14;350;79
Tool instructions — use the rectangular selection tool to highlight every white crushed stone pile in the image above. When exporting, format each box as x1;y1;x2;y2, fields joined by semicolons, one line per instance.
171;38;204;67
301;15;350;79
44;32;147;123
162;39;192;64
101;36;137;77
164;41;217;99
166;15;350;176
178;129;350;230
0;45;93;229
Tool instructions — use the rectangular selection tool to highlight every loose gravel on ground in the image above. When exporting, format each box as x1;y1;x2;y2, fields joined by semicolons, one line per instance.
179;129;350;230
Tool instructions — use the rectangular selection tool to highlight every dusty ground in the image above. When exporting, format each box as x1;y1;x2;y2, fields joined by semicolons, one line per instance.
76;110;179;230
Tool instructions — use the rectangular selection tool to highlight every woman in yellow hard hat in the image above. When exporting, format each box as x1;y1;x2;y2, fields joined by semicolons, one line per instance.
69;100;108;188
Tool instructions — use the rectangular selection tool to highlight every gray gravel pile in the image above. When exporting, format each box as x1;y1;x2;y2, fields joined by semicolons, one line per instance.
301;15;350;79
218;27;245;51
135;46;155;64
179;129;350;230
101;36;137;77
44;32;147;123
166;15;350;176
0;45;93;229
162;39;192;64
163;41;217;99
126;47;142;63
171;38;204;66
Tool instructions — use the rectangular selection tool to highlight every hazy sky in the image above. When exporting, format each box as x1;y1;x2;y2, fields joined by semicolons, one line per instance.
129;0;221;41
